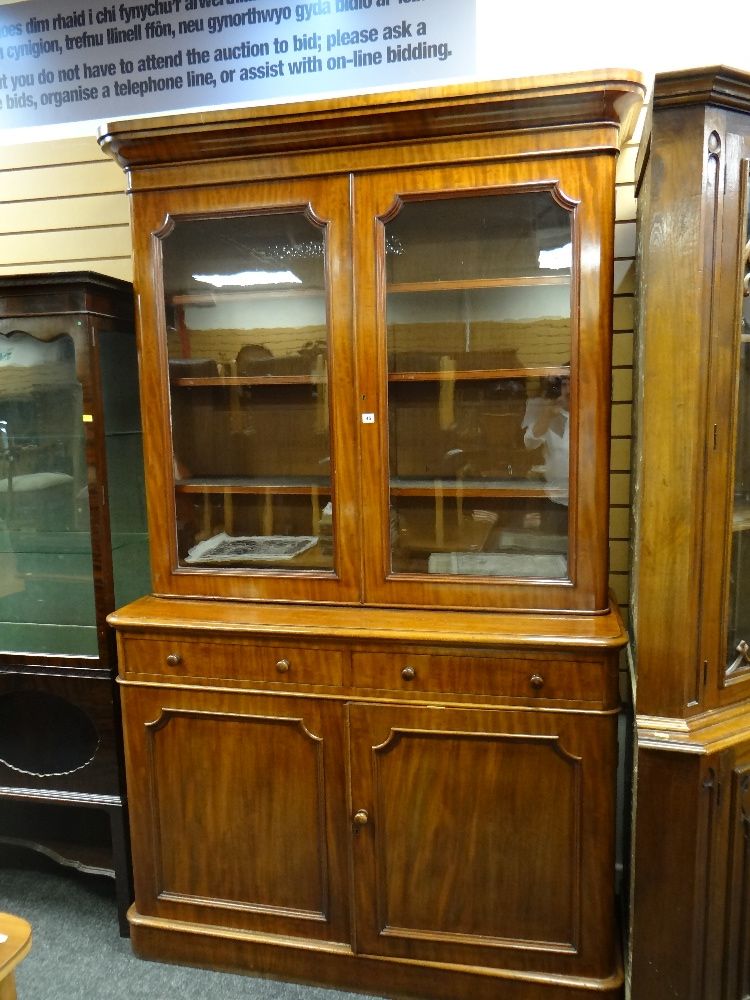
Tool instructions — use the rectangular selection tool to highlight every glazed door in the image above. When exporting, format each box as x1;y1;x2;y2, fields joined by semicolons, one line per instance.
121;683;350;943
702;153;750;705
0;328;95;653
354;157;615;612
131;176;360;603
721;160;750;692
347;701;619;979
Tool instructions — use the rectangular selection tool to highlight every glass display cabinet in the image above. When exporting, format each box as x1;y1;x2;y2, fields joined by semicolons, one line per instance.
101;71;643;1000
630;67;750;999
0;272;150;934
163;192;574;588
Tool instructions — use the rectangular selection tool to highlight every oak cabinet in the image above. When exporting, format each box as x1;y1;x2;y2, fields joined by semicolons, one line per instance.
630;66;750;999
102;70;643;999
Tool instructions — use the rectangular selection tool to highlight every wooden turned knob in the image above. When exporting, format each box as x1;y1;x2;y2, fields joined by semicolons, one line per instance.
529;674;545;690
401;665;416;681
353;809;369;826
165;653;182;667
275;658;290;674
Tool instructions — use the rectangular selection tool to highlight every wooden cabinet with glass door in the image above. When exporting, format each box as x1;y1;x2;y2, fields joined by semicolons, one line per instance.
132;175;360;605
0;272;150;934
630;67;750;999
356;159;613;612
101;70;643;999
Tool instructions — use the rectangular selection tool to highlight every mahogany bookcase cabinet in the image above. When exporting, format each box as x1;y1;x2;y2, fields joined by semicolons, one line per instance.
630;67;750;999
0;271;150;934
100;70;644;1000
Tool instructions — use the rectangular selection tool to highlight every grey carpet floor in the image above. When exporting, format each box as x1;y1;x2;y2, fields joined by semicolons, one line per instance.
1;851;386;1000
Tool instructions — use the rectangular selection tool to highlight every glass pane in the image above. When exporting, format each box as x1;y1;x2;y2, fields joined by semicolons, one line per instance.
726;177;750;677
385;191;572;580
161;212;334;571
0;332;98;654
99;330;151;608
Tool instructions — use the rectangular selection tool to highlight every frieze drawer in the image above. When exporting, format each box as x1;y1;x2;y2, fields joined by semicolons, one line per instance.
119;636;344;686
350;650;610;703
118;636;261;681
259;646;344;686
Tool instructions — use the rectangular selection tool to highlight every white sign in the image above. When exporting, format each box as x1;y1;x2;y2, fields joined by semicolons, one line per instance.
0;0;476;128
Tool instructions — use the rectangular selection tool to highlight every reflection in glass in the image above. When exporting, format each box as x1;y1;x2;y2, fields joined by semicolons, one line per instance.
0;332;96;653
161;212;334;571
99;331;151;609
385;191;572;579
726;180;750;677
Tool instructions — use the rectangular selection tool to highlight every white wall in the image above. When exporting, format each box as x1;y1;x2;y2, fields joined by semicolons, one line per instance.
1;0;748;144
475;0;748;91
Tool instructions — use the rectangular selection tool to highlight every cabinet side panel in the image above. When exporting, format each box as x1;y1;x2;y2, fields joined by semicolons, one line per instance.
629;747;714;1000
632;106;720;715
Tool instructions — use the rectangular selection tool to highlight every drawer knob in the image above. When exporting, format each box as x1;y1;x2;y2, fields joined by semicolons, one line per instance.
353;809;369;827
165;653;182;667
275;658;291;674
529;673;545;690
401;665;416;681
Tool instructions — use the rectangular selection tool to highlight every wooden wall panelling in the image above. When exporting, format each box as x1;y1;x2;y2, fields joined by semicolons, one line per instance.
0;136;132;279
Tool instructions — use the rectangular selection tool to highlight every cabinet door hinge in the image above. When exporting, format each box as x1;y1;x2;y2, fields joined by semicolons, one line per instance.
703;768;722;808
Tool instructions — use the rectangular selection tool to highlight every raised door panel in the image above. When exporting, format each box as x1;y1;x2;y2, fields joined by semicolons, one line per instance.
348;702;619;979
354;155;615;613
120;684;350;943
130;176;360;604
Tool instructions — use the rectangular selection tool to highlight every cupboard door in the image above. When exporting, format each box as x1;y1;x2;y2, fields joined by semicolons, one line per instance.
354;157;615;612
724;745;750;999
348;702;619;978
121;684;350;943
720;160;750;693
131;176;361;603
698;149;750;708
0;327;96;652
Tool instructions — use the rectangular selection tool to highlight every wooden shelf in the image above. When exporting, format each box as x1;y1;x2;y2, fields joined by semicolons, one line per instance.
171;287;325;306
732;500;750;531
170;374;326;388
175;477;331;496
389;365;568;383
390;477;565;499
0;833;114;878
387;275;571;293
